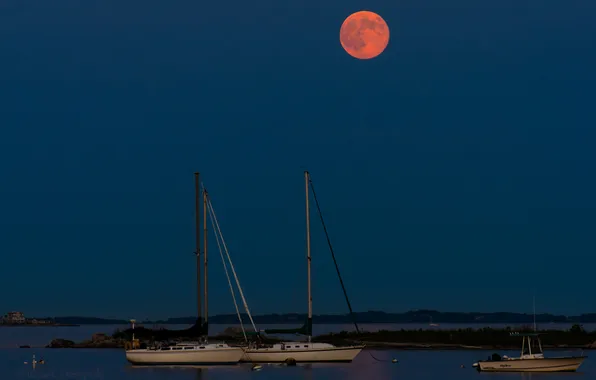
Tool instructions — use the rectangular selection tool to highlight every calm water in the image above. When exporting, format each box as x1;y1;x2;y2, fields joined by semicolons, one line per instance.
1;325;594;379
0;349;593;380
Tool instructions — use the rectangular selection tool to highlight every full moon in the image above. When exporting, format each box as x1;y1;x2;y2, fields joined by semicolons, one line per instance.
339;11;389;60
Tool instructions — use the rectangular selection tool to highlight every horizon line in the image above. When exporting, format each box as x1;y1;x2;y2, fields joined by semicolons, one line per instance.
20;309;596;320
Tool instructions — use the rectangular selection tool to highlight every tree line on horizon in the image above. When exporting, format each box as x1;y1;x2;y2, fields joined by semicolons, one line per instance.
38;310;596;325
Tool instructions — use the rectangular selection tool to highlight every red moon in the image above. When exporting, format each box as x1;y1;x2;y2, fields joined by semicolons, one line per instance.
340;11;390;60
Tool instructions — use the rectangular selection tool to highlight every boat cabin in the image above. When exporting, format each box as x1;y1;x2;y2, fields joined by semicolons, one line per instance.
248;342;335;351
147;343;229;351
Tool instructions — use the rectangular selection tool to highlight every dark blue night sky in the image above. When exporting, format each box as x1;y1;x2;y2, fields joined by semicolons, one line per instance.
1;0;595;319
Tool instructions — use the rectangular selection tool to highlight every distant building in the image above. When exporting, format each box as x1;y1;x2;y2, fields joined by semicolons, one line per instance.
1;312;54;325
3;311;26;324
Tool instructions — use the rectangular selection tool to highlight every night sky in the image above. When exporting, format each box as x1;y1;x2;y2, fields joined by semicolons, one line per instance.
1;0;595;319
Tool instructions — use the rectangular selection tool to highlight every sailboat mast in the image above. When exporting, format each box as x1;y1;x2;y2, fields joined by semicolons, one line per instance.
194;172;202;332
305;171;312;342
533;296;536;332
203;188;209;332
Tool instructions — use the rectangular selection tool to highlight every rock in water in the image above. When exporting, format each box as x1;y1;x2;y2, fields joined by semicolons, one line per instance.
47;339;75;348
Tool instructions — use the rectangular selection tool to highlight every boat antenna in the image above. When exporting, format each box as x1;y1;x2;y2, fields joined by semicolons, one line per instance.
194;172;203;338
307;172;360;335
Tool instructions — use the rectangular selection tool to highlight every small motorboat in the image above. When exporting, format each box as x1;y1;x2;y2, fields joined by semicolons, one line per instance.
473;333;586;372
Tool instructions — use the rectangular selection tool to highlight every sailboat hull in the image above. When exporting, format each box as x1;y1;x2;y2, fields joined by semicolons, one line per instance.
477;356;587;372
125;347;244;365
240;343;363;363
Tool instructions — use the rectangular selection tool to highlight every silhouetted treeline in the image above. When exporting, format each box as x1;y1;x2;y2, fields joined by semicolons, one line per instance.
40;310;596;325
314;324;596;347
111;324;596;348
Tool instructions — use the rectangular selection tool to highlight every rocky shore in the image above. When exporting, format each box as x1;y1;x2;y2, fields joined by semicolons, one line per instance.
42;324;596;350
46;333;126;348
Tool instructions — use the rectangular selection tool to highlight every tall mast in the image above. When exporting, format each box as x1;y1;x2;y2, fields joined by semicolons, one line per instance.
194;172;202;332
533;296;536;332
305;171;312;342
203;188;209;333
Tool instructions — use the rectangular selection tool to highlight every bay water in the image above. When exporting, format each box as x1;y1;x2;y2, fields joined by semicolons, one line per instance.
1;323;594;379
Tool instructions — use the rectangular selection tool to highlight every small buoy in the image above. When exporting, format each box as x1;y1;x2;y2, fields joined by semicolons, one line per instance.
391;358;398;363
461;364;465;368
252;364;262;371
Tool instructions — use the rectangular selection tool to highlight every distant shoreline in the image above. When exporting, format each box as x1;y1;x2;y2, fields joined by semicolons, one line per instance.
38;345;596;351
11;321;596;326
45;325;596;349
358;342;594;350
0;324;79;327
23;310;596;325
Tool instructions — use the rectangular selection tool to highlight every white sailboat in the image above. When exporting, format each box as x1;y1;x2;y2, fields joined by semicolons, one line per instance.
125;173;244;365
241;171;364;363
125;342;244;365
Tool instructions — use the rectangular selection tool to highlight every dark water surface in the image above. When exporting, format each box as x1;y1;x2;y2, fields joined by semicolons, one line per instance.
1;349;594;380
1;325;594;379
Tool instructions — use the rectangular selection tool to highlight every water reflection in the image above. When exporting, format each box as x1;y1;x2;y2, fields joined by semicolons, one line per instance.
519;373;587;379
302;363;313;380
126;364;256;379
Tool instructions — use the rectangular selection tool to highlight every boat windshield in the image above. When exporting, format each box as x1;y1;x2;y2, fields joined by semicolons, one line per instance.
521;335;544;357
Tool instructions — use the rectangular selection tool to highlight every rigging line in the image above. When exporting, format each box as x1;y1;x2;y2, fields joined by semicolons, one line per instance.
206;195;259;334
207;199;247;341
207;196;258;334
206;198;248;342
307;175;360;335
201;182;258;338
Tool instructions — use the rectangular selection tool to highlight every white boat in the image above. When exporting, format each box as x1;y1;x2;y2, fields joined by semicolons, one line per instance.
125;343;244;365
241;171;364;363
473;332;587;372
125;173;244;365
242;342;362;363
